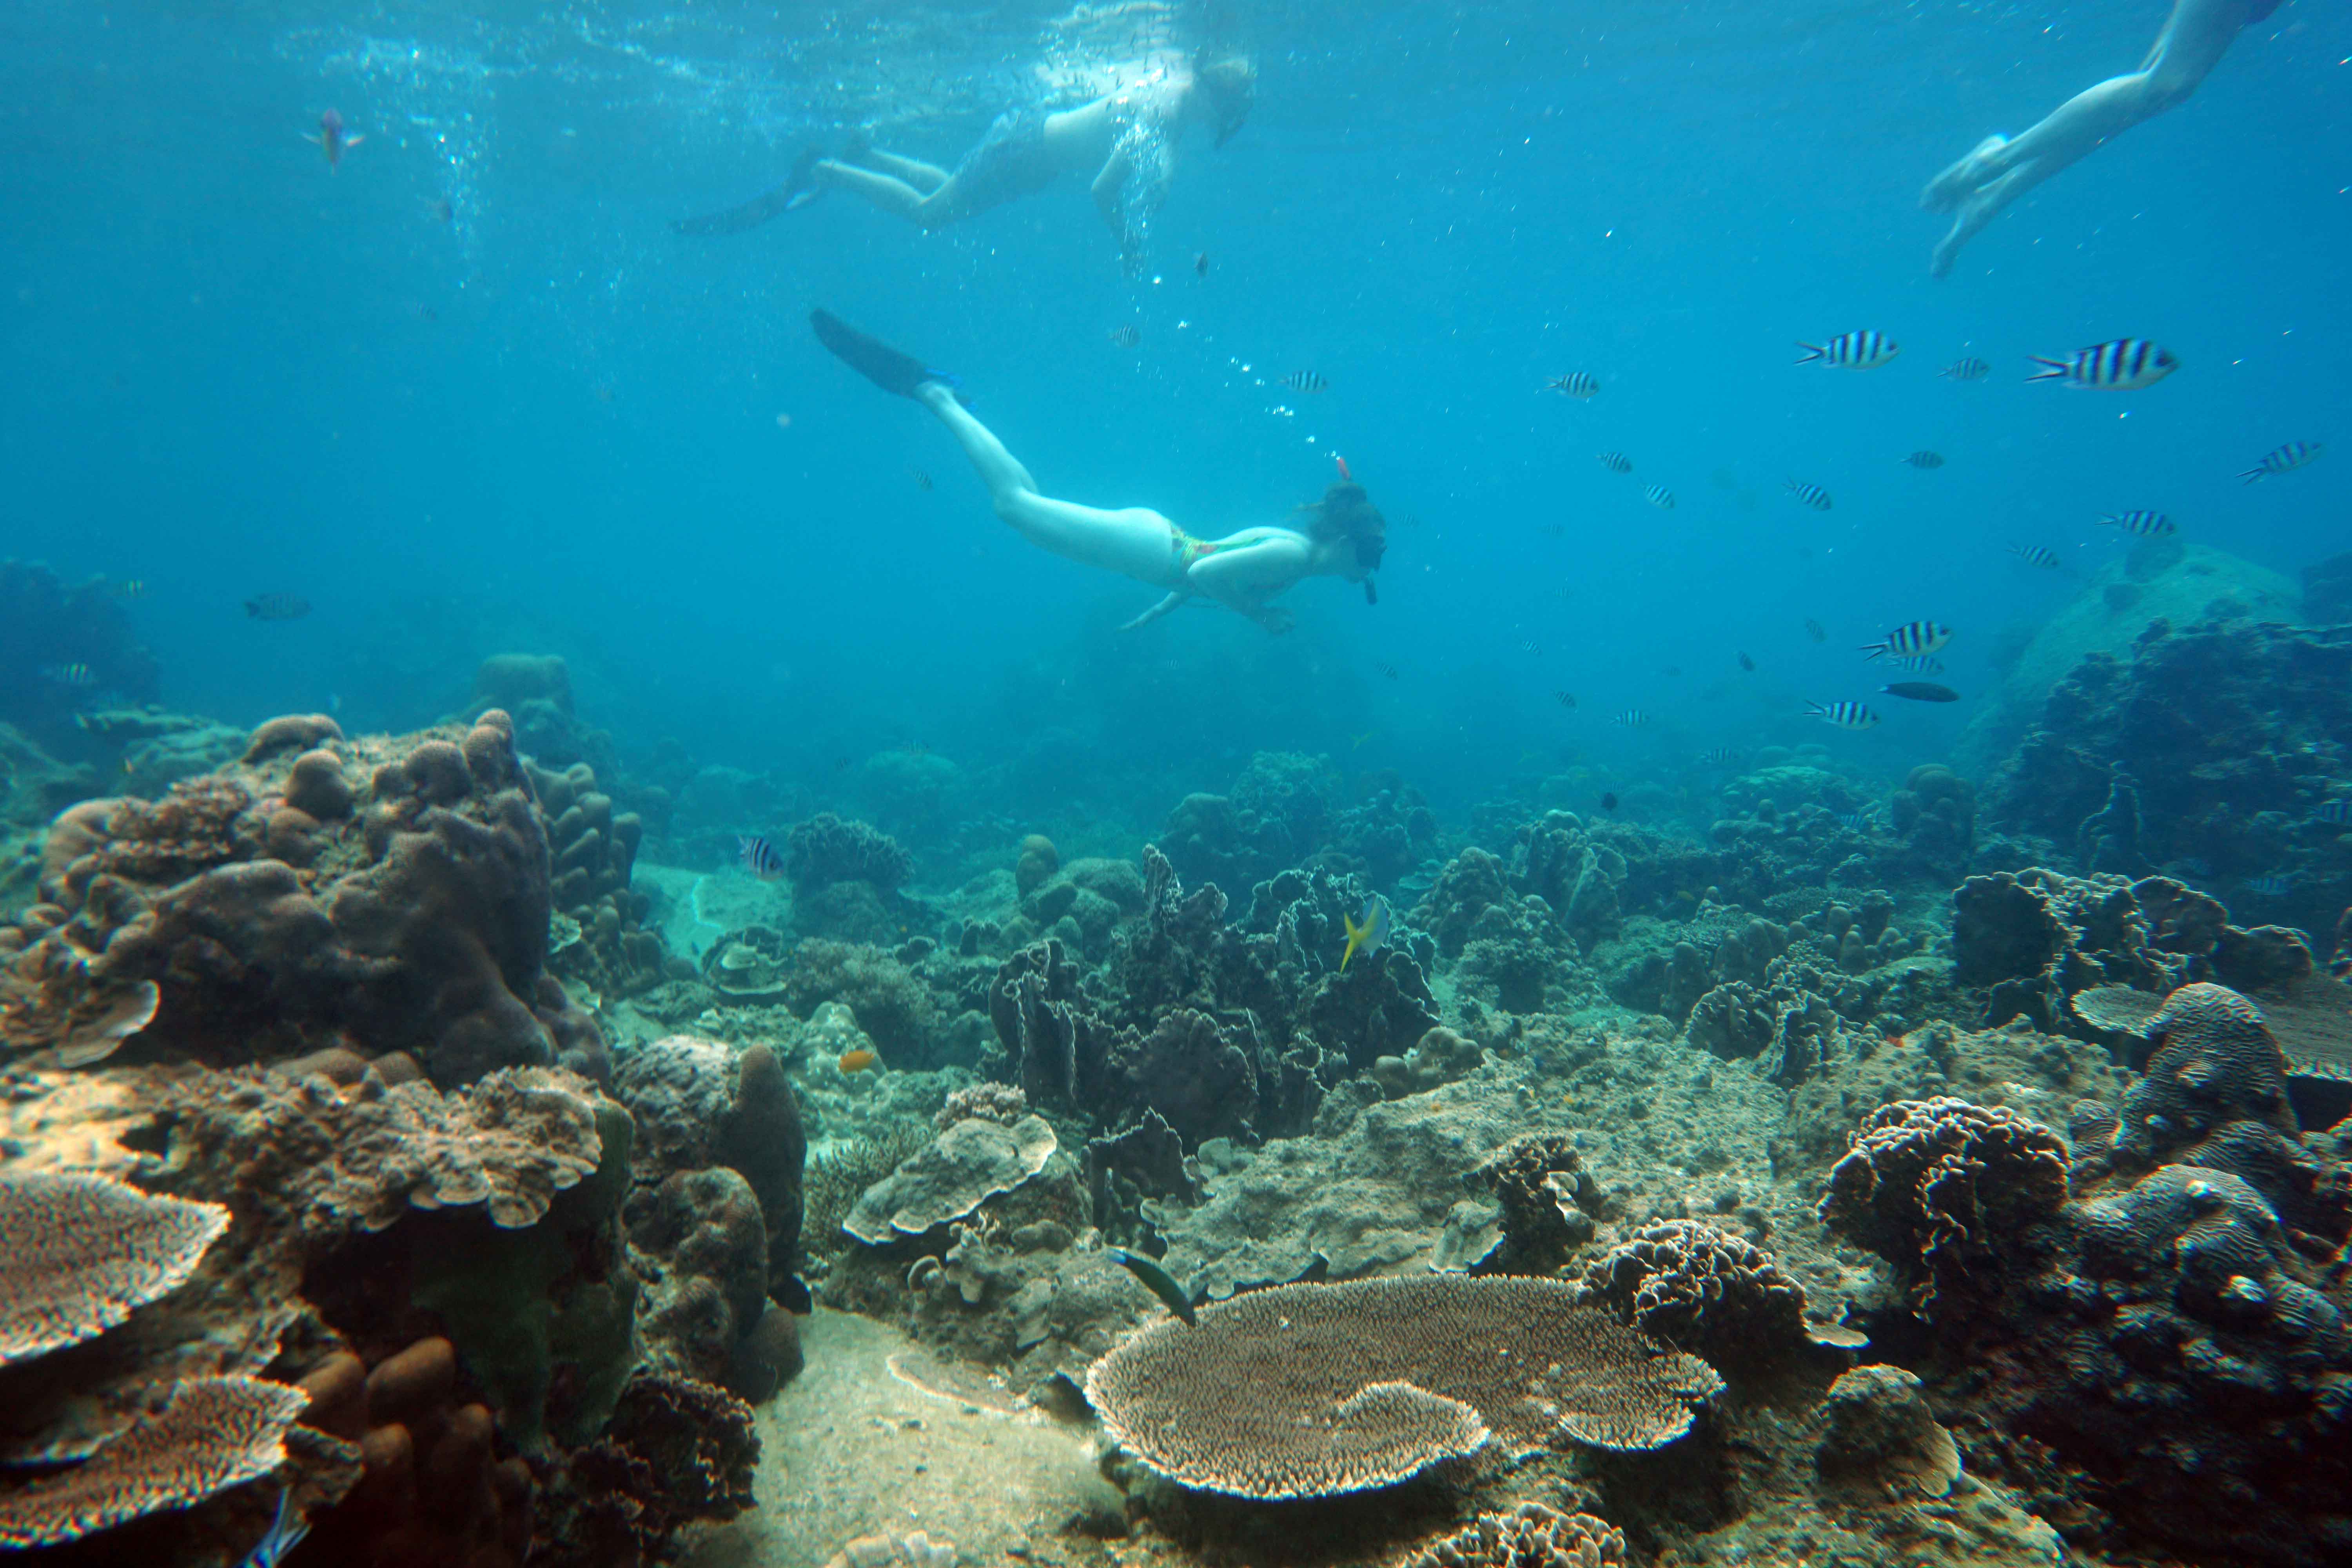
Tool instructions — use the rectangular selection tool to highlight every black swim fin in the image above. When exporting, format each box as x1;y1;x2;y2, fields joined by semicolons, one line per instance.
811;309;949;398
673;147;822;236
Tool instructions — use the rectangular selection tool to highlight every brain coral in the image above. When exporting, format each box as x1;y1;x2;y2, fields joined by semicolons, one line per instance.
0;1172;229;1367
1083;1275;1722;1500
1818;1097;2069;1314
0;1374;307;1548
1574;1219;1809;1365
1405;1502;1628;1568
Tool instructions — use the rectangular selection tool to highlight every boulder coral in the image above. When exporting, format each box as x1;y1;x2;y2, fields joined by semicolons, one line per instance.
0;712;610;1087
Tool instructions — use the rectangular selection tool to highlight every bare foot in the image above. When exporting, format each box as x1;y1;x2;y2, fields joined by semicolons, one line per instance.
1922;133;2009;212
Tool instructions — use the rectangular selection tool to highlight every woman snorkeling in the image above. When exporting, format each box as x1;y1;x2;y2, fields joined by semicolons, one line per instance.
680;51;1255;276
809;309;1383;633
1922;0;2280;278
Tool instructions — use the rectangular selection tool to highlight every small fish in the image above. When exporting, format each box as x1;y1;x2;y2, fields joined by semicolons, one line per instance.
1279;370;1328;394
1697;747;1740;766
113;579;148;598
1784;479;1833;511
1796;331;1900;370
310;108;362;170
431;195;454;223
39;662;97;687
1940;357;1991;382
1376;664;1400;679
1806;700;1882;730
1883;654;1945;675
1548;692;1576;710
1737;652;1755;672
2028;339;2177;390
1597;451;1633;475
2239;440;2325;483
1836;812;1874;832
1333;454;1353;482
2172;857;2214;878
1107;324;1142;349
2242;875;2294;897
911;468;934;491
2098;510;2175;537
1858;621;1952;661
1642;484;1675;510
1599;792;1619;812
1612;710;1652;728
245;593;311;621
838;1048;878;1073
737;834;785;880
1194;252;1209;278
1662;666;1683;677
238;1490;310;1568
2009;543;2063;569
1518;638;1543;655
2312;801;2352;827
1537;523;1567;539
1107;1246;1196;1326
1350;730;1378;749
1340;895;1390;971
1803;619;1828;644
591;383;618;403
1881;681;1960;703
1544;372;1600;398
1903;451;1945;470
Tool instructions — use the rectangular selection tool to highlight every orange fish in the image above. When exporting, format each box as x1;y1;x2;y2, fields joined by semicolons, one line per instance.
838;1048;878;1074
1332;453;1353;482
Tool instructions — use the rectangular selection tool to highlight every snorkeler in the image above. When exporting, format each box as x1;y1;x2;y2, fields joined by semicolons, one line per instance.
809;309;1382;632
679;51;1255;275
1922;0;2279;278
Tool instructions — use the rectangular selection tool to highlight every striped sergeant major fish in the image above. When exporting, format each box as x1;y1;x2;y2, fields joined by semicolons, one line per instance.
1883;654;1944;675
1642;485;1675;510
2313;800;2352;827
1696;747;1741;766
1544;372;1600;398
1940;357;1991;381
1611;710;1653;728
2008;543;2063;569
737;834;786;880
1597;450;1633;474
1783;479;1832;511
1279;370;1328;394
2239;440;2324;483
2242;874;2294;897
1796;331;1899;370
1806;700;1882;731
1857;621;1952;661
2098;510;2175;537
1903;451;1945;469
2027;338;2178;390
39;662;98;686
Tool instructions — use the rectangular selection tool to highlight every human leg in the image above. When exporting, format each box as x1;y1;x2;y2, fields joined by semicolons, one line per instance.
852;148;953;193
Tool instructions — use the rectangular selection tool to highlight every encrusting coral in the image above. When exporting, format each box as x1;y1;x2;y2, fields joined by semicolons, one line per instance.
1084;1275;1722;1500
1573;1219;1811;1366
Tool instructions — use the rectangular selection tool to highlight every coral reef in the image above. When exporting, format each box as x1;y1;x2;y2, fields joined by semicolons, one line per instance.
1573;1219;1811;1367
784;940;939;1065
1980;615;2352;929
1817;1096;2070;1316
0;711;611;1087
0;561;161;739
1084;1276;1723;1499
526;755;670;998
1404;1503;1627;1568
531;1373;759;1568
1813;1364;1960;1499
1;1172;229;1365
842;1113;1058;1245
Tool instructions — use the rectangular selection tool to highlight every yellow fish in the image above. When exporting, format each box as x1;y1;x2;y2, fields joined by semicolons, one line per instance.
1339;896;1390;972
838;1048;878;1074
1350;730;1377;750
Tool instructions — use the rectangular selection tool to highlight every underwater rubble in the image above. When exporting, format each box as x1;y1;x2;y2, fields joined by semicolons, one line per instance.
5;707;2352;1568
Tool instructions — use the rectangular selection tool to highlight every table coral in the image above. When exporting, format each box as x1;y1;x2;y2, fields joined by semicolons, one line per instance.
1084;1276;1722;1500
0;1172;228;1366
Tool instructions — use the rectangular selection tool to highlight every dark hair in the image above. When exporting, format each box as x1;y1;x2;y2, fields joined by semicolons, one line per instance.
1301;480;1387;573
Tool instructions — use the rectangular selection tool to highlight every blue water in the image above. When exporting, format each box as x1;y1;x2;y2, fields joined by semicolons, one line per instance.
5;0;2346;837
